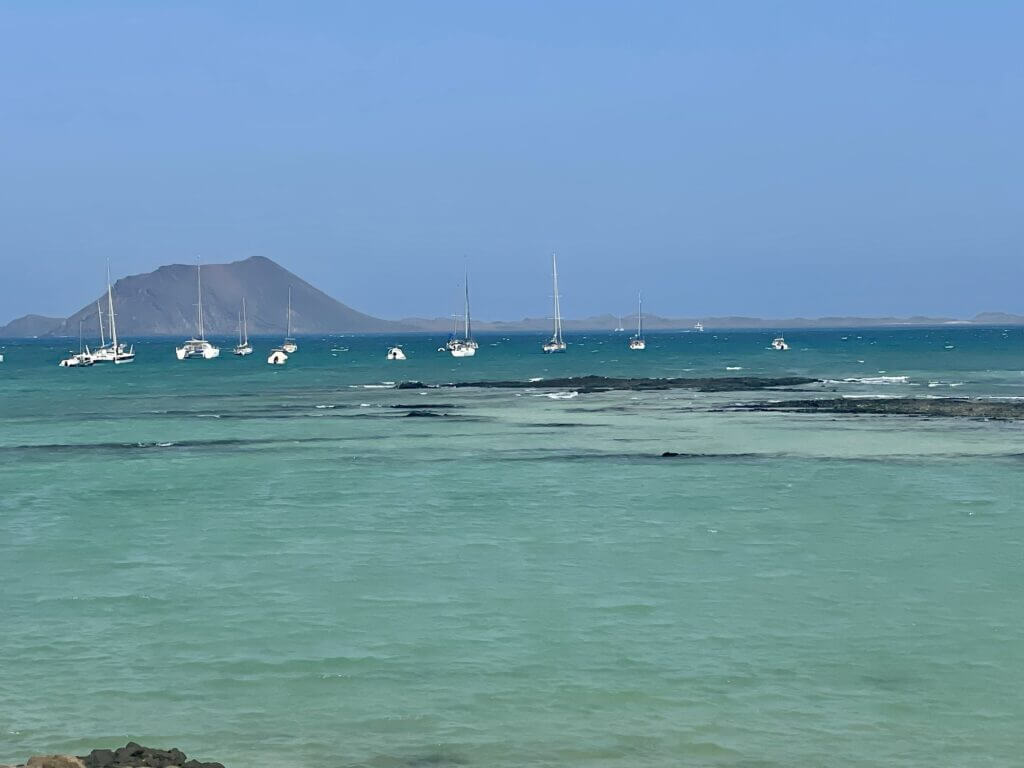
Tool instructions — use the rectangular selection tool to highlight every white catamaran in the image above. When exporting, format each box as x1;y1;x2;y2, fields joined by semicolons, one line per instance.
542;253;567;353
176;258;220;360
233;297;253;356
628;290;646;350
91;265;135;363
449;272;478;358
282;288;298;354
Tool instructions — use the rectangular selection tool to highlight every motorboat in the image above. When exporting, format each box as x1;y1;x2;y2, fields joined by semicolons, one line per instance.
771;336;790;351
387;346;407;360
267;348;289;365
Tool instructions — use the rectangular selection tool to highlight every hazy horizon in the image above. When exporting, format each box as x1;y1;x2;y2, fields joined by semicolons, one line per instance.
2;2;1021;321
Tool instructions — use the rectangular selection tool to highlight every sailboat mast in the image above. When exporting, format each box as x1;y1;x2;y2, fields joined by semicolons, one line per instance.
463;272;471;340
551;253;563;343
197;258;205;341
637;290;643;337
242;297;248;345
106;262;118;352
97;301;105;347
287;287;292;337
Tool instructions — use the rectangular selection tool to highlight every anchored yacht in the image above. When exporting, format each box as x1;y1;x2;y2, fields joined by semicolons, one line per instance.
267;347;288;365
771;336;790;351
233;298;253;356
449;271;478;358
628;291;646;351
92;265;135;363
542;253;567;353
387;346;407;360
694;321;705;332
282;288;298;354
60;322;95;367
176;259;220;360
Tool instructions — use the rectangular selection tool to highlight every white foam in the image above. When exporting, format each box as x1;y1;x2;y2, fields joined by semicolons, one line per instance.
529;377;543;382
726;366;743;371
825;376;910;385
315;405;335;409
543;391;579;400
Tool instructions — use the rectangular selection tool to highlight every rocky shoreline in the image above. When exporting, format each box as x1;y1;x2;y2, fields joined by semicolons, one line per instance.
1;743;224;768
398;375;819;394
733;397;1024;420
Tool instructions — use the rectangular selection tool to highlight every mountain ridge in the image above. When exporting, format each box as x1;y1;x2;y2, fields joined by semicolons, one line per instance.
1;256;411;338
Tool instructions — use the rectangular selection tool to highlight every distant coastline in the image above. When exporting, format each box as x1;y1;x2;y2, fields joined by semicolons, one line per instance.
2;255;1022;338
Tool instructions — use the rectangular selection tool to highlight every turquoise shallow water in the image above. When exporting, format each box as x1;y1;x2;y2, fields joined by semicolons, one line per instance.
2;328;1023;767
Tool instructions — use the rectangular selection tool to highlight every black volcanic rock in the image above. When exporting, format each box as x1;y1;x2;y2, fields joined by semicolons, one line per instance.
735;397;1024;419
78;742;223;768
45;256;409;337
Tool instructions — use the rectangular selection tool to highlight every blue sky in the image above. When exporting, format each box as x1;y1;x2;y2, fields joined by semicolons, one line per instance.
1;1;1020;321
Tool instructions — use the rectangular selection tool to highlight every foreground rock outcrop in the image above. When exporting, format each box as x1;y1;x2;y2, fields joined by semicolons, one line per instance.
1;743;224;768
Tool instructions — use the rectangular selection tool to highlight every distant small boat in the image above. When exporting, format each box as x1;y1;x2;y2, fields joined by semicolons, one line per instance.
542;253;567;353
233;298;253;356
282;287;298;354
267;348;288;365
694;321;704;332
387;346;407;360
628;290;646;351
614;317;625;332
176;258;220;360
771;336;790;351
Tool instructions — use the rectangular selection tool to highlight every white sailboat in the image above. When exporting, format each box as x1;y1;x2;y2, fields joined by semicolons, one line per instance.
449;271;478;358
694;321;705;332
60;321;95;367
92;266;134;363
628;291;646;350
176;258;220;360
542;253;567;353
233;298;253;356
614;316;625;332
282;288;298;353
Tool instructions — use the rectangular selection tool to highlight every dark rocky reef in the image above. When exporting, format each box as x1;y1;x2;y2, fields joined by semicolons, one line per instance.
735;397;1024;420
1;743;224;768
400;375;817;394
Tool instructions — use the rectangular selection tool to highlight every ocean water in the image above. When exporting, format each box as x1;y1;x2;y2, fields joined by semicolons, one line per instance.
1;327;1023;767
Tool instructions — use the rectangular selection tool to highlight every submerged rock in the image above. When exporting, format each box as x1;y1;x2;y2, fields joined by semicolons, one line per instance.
735;397;1024;420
